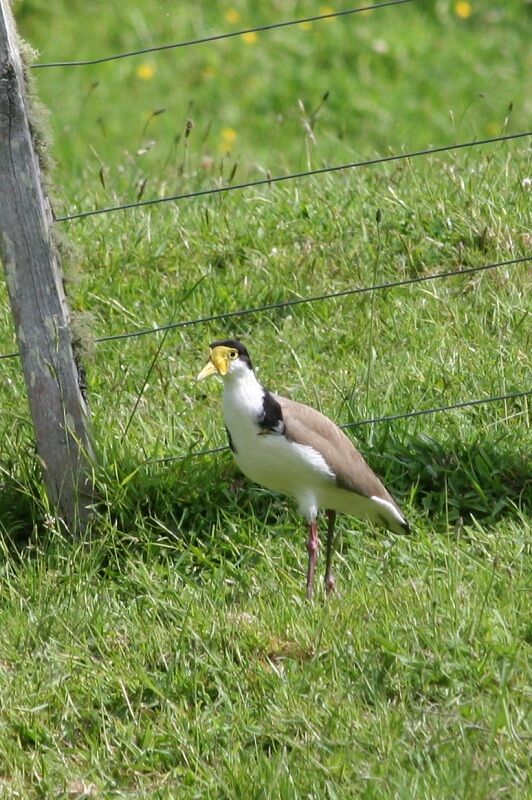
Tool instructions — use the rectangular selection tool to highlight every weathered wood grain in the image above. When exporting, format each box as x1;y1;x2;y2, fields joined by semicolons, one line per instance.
0;0;94;532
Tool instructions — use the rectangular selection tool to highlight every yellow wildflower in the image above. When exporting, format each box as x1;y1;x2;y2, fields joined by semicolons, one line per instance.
454;1;472;19
225;9;240;24
202;66;216;80
242;31;258;44
299;21;313;31
136;63;156;81
221;128;237;144
219;127;237;152
486;122;499;136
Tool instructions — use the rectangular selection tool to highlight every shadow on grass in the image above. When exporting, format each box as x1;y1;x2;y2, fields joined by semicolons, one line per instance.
1;430;529;559
0;460;41;549
358;427;531;526
98;427;530;546
115;430;532;537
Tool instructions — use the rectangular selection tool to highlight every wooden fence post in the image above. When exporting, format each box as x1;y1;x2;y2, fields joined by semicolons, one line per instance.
0;0;95;532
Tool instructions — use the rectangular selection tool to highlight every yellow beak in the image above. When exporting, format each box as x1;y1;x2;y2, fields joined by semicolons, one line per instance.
197;359;218;381
197;346;232;380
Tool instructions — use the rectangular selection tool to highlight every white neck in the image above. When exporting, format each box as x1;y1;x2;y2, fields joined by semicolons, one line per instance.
222;366;265;420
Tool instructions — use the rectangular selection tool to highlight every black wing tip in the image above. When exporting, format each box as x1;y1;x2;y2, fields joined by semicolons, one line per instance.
379;513;412;535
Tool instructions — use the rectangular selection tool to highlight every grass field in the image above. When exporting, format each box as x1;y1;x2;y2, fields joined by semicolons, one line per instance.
0;1;531;797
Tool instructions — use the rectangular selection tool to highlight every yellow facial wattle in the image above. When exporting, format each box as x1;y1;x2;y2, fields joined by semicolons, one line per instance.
197;345;236;380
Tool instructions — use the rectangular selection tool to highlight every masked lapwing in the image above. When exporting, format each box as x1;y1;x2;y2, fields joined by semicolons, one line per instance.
197;340;410;598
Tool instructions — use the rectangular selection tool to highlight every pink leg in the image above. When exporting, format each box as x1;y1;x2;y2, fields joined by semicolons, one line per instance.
324;510;336;596
306;519;319;599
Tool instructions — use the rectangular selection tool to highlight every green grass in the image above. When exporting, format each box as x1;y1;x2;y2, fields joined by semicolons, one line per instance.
0;1;531;797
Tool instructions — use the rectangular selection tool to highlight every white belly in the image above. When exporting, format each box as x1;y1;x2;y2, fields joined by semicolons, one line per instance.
232;426;334;499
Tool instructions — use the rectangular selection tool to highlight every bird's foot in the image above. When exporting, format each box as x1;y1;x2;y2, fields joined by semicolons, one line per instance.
325;575;337;597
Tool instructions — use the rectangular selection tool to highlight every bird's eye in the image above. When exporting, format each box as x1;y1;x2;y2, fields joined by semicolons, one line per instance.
229;350;238;360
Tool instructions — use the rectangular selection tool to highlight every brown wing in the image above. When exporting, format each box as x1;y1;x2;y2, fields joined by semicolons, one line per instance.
275;394;398;506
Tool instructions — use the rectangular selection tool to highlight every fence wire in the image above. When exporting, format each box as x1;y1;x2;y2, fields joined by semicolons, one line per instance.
150;389;532;465
56;131;532;222
1;255;529;362
31;1;414;69
96;256;531;344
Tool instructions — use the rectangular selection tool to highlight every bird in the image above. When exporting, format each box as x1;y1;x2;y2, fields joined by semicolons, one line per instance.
197;339;411;598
